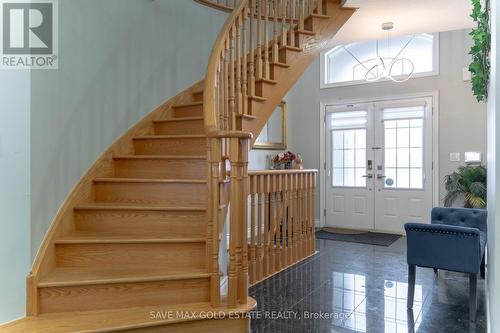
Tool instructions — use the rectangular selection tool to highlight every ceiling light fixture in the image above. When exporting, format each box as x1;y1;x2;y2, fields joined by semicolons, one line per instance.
343;22;415;83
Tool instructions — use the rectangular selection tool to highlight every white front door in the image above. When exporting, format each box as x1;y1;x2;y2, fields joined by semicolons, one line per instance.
324;97;434;234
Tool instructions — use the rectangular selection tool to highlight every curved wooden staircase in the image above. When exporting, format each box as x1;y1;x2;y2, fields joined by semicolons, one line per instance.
1;1;355;332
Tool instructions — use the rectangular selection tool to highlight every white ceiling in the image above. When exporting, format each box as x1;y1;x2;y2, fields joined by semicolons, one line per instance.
333;0;475;45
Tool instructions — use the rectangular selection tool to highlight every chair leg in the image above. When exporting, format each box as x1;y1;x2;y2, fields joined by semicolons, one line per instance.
407;265;416;309
433;268;438;275
480;254;486;279
469;273;478;322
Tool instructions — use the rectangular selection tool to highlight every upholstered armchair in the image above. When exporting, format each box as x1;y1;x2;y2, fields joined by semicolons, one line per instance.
405;207;487;322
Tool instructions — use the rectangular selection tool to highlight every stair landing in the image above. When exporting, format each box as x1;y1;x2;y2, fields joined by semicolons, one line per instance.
0;299;256;333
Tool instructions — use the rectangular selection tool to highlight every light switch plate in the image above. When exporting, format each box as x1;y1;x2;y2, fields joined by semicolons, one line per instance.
450;152;460;162
465;152;482;163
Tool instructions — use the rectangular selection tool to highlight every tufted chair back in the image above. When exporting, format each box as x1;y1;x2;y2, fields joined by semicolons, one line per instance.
431;207;487;233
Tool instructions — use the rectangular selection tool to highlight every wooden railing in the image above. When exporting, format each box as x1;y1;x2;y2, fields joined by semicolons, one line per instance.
204;0;323;308
248;169;317;284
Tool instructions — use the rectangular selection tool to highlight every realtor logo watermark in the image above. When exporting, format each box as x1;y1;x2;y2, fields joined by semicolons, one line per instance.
1;0;58;69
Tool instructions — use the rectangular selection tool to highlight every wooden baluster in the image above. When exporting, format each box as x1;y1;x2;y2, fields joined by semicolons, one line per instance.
228;29;236;130
223;39;230;130
263;0;270;79
292;173;299;263
248;0;256;97
272;0;279;63
275;174;283;270
304;172;310;255
281;0;287;46
289;0;295;47
227;141;238;307
256;0;263;79
317;0;323;15
239;138;249;304
299;173;305;258
241;9;248;115
208;138;221;307
285;173;292;266
269;174;276;274
298;0;304;31
257;175;264;281
249;175;257;284
263;175;271;276
311;172;317;253
235;16;242;116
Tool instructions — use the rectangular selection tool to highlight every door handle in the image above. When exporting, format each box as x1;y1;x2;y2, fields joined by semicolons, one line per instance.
362;174;373;178
377;174;386;179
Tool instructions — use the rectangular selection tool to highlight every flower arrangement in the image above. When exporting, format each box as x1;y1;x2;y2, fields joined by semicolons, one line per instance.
272;151;299;169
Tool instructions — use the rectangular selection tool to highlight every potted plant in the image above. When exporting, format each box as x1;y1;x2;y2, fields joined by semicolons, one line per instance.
443;165;487;208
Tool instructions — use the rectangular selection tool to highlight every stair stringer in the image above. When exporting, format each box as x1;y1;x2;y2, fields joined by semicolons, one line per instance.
242;2;356;145
26;80;205;316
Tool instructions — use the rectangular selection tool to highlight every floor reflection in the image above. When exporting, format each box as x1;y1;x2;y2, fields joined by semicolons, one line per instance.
249;237;486;333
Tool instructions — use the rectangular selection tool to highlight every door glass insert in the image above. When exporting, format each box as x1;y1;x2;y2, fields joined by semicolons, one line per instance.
330;111;368;187
382;106;425;189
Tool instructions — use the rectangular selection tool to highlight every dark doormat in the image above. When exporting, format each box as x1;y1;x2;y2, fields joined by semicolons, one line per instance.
315;229;401;247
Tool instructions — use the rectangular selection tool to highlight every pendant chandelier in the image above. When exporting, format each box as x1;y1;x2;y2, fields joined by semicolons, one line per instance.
343;22;416;83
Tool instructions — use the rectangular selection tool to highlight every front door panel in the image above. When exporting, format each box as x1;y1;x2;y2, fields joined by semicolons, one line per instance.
325;98;434;234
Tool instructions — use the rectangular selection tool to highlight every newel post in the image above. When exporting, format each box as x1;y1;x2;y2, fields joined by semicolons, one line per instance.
228;136;250;307
208;138;222;307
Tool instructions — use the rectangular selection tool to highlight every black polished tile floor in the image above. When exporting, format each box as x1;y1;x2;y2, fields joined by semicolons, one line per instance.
249;237;486;333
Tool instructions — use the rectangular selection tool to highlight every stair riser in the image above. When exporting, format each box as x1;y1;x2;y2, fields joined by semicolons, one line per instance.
55;242;207;270
74;210;206;237
114;158;207;179
38;278;210;314
94;181;207;206
255;82;276;99
304;15;328;31
134;137;206;156
172;105;203;118
154;119;205;135
270;65;288;81
192;91;204;102
278;47;300;64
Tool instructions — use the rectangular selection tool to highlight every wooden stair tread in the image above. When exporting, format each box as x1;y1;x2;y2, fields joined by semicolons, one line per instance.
255;78;277;84
113;155;206;160
172;101;203;108
133;134;206;139
39;267;210;288
153;116;204;123
55;233;206;244
294;28;315;36
270;61;290;68
248;95;267;102
0;299;257;333
236;114;257;120
74;203;207;211
93;177;207;184
279;45;302;52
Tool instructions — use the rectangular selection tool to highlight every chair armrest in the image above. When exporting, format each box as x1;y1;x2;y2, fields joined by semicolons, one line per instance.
405;223;482;274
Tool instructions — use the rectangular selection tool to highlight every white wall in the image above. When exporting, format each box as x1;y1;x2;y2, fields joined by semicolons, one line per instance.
487;1;499;331
0;71;31;323
284;29;486;217
29;0;227;258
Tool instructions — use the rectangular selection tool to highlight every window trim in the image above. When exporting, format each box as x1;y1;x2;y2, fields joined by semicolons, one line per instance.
320;33;440;89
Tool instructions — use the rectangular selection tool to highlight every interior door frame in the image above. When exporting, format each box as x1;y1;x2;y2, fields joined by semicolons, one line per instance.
318;91;440;228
